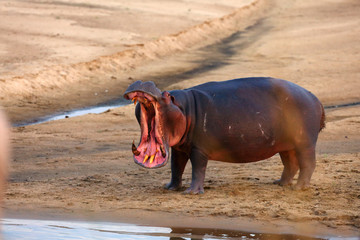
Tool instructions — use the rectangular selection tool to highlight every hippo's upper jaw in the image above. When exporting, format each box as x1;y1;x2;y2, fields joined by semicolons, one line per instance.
124;84;168;168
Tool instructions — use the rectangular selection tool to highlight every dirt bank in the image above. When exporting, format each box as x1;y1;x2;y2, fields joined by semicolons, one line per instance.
0;0;266;124
2;0;360;237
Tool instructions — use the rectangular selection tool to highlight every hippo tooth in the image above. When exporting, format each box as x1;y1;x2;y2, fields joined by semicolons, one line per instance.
132;141;140;156
149;155;155;164
132;97;137;105
143;155;149;163
160;145;166;157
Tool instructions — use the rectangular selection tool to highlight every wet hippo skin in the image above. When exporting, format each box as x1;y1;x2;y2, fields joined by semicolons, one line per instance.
124;77;325;194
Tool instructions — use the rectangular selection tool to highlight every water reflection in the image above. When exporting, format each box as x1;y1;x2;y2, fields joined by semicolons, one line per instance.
169;227;327;240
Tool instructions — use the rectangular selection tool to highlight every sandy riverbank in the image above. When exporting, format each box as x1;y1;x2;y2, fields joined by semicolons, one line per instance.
0;0;266;124
2;0;360;237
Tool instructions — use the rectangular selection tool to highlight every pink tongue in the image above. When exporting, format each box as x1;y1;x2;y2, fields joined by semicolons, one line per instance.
148;118;157;156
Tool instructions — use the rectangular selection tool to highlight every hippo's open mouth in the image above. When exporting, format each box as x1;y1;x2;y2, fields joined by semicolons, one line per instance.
124;91;169;168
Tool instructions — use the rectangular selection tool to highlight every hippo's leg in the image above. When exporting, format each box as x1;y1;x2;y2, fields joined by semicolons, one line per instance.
274;150;299;186
294;147;316;190
184;148;208;194
165;149;189;191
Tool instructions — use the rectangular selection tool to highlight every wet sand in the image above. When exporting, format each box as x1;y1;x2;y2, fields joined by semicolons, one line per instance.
2;0;360;237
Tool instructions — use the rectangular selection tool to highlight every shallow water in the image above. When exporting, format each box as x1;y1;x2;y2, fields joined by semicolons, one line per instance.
13;98;130;127
4;218;351;240
3;218;170;240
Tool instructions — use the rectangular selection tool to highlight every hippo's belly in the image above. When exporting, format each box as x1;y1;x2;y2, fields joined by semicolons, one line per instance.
192;98;292;163
194;124;292;163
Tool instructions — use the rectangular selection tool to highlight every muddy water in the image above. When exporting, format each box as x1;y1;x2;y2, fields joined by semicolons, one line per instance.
2;218;338;240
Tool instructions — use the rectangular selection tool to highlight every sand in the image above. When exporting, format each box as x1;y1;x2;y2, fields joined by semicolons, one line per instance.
1;0;360;237
0;0;265;124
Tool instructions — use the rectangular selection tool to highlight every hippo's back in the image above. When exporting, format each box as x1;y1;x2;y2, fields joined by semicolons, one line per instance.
189;77;321;116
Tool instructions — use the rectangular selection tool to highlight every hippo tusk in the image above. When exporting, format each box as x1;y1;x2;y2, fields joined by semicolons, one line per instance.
149;155;155;164
132;141;140;156
143;154;149;163
132;97;137;105
160;145;166;157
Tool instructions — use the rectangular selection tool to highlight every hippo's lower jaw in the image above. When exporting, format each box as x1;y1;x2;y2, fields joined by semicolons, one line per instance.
128;92;169;168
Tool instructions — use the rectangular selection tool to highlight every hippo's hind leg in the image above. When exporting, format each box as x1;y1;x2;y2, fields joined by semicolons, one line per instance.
165;149;189;191
294;147;316;190
275;147;316;190
274;150;299;186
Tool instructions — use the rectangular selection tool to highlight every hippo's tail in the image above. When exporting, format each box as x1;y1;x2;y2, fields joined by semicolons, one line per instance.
319;103;326;132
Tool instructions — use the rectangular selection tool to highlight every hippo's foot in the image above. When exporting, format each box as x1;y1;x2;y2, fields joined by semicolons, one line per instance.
183;185;204;195
273;179;293;186
164;182;182;191
292;182;311;191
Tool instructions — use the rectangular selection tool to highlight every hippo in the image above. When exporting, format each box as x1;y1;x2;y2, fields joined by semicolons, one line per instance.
123;77;325;194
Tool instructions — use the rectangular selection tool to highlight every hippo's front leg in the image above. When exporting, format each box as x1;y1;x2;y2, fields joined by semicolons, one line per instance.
184;148;208;194
165;149;189;191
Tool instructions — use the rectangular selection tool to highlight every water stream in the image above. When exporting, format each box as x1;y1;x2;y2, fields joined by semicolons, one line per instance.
13;99;130;127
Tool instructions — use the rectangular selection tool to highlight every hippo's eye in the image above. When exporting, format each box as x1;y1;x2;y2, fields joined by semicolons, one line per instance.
162;91;170;98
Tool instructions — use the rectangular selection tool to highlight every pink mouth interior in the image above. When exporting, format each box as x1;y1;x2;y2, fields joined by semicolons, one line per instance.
127;91;168;168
